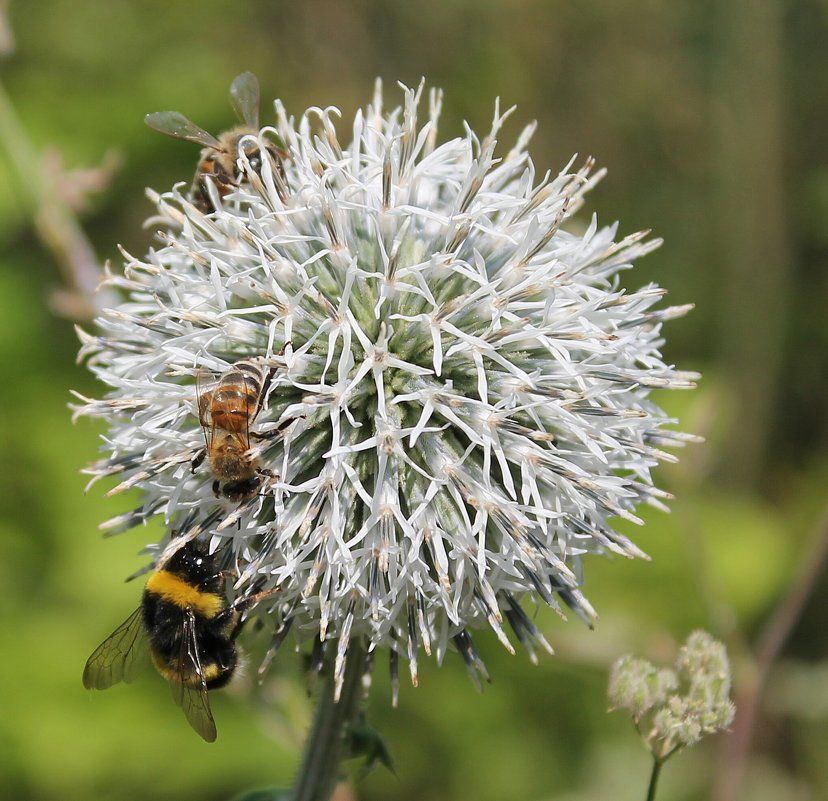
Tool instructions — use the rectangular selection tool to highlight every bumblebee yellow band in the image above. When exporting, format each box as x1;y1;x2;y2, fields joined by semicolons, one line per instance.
146;570;224;619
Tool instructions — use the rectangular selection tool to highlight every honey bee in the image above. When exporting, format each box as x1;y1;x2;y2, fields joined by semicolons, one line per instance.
145;71;286;212
193;356;280;502
83;540;278;742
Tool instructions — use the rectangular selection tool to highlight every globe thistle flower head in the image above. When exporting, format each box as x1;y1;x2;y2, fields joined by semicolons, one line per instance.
76;79;698;699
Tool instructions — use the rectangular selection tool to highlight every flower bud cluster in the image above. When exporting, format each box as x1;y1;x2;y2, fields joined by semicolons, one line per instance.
609;630;735;758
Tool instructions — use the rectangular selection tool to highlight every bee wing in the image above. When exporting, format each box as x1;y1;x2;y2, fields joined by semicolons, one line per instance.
196;370;215;450
229;72;260;130
170;609;218;743
242;370;261;447
83;607;150;690
145;111;222;150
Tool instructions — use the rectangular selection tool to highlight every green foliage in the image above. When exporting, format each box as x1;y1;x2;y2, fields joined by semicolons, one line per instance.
228;789;292;801
344;713;395;778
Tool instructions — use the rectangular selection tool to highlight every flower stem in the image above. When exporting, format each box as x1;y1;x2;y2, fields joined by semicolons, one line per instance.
646;757;664;801
293;640;366;801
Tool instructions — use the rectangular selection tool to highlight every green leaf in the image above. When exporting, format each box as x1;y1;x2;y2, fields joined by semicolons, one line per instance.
345;712;396;778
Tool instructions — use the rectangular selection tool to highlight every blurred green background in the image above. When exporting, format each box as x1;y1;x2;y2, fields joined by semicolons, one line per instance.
1;1;826;800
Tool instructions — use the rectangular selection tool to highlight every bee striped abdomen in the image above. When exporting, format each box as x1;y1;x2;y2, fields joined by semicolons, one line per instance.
210;360;269;430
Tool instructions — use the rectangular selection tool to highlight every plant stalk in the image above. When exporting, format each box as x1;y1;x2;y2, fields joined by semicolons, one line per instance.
293;640;366;801
646;757;664;801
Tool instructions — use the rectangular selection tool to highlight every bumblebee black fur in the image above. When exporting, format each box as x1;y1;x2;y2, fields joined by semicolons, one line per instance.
142;544;242;690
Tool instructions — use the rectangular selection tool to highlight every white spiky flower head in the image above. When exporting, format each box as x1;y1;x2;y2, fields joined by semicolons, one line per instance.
76;79;698;699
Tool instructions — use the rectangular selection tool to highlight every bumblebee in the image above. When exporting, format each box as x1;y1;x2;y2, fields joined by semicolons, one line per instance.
83;540;276;742
145;71;286;212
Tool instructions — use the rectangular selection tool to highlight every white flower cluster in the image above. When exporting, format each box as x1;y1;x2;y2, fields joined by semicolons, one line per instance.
76;80;697;696
609;631;734;756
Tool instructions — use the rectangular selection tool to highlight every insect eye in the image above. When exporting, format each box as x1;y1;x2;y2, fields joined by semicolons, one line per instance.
248;154;262;172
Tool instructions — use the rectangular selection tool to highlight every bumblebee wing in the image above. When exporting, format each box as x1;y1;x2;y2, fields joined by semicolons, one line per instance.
83;607;150;690
145;111;222;149
171;609;218;742
229;72;260;129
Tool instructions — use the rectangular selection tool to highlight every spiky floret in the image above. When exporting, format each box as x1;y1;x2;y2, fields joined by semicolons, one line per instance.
75;80;698;698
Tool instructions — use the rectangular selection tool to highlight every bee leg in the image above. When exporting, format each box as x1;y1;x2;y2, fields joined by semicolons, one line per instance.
260;343;291;410
251;414;304;441
212;480;221;497
191;449;206;472
191;179;214;214
210;587;280;640
233;587;282;626
252;470;277;499
218;568;239;580
243;587;281;608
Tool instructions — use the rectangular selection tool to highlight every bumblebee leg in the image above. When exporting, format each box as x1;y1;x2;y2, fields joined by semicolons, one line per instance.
228;587;282;637
212;480;221;497
218;568;239;580
238;587;281;614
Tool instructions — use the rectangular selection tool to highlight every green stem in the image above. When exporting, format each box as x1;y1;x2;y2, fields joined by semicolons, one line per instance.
646;757;664;801
293;640;366;801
